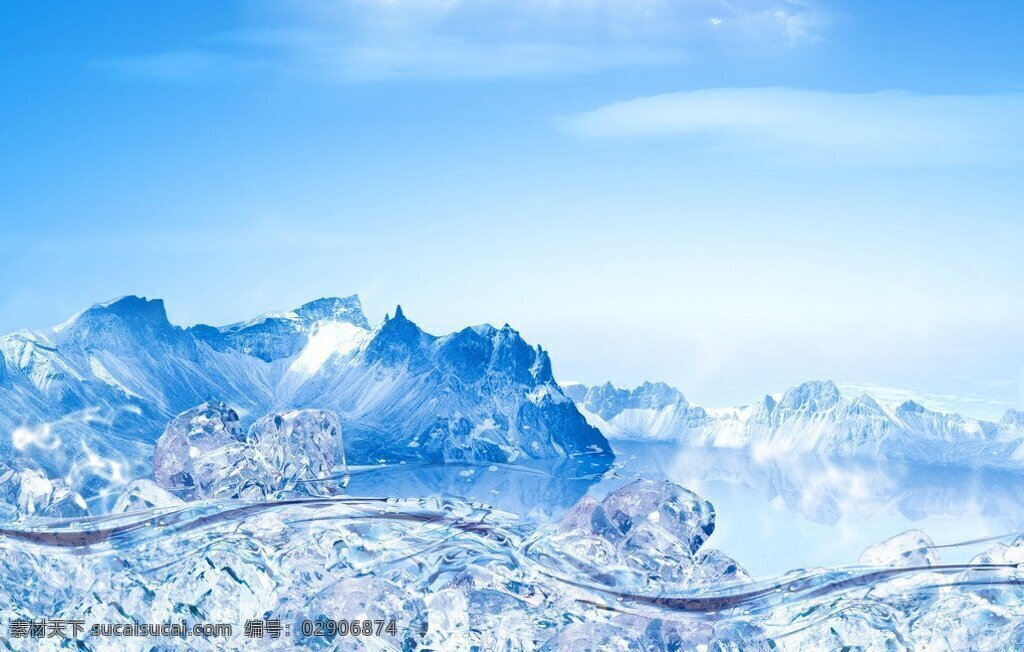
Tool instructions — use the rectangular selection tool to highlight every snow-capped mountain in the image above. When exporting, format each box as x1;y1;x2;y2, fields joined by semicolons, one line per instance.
0;295;607;494
566;380;1024;468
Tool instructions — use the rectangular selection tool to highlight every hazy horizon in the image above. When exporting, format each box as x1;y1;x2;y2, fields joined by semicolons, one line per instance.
5;290;1018;422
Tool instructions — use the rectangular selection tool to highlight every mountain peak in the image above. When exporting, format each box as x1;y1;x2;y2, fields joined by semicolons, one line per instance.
189;294;369;362
575;380;688;421
779;380;841;411
361;305;428;366
213;295;369;334
90;295;167;318
63;295;173;334
637;381;687;405
896;400;927;414
530;344;554;384
293;295;369;329
1001;408;1024;428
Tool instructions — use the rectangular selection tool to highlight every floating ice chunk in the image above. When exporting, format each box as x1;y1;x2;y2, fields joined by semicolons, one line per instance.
952;536;1024;605
149;545;280;626
549;482;728;589
792;611;903;651
562;534;621;569
640;616;773;651
864;568;948;614
152;403;344;500
598;480;715;554
541;621;643;651
205;449;278;501
424;587;472;649
0;462;20;511
690;548;753;586
978;536;1024;566
112;479;185;514
152;401;247;499
555;494;599;533
910;595;1024;651
0;463;89;519
438;574;542;648
619;520;696;581
302;577;426;649
859;529;937;568
247;409;346;487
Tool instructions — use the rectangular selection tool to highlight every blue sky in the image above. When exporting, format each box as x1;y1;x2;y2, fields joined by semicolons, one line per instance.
1;1;1022;417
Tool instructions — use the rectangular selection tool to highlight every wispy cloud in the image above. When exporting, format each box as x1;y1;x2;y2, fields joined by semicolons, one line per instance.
98;0;828;82
564;87;1024;165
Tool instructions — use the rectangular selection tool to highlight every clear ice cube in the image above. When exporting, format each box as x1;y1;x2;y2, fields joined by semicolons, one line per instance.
112;479;185;514
152;401;247;499
246;409;346;487
859;529;937;568
598;479;716;554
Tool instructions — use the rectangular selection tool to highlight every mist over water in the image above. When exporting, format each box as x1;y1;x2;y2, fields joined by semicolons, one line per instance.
608;443;1024;576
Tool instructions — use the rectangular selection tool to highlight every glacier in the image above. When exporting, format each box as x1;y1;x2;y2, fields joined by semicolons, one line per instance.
566;379;1024;468
0;295;608;498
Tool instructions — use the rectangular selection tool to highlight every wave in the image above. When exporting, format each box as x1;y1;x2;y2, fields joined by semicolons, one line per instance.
3;467;1024;651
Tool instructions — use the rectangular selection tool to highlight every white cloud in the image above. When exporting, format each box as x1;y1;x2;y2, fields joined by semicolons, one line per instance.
564;87;1024;165
101;0;828;82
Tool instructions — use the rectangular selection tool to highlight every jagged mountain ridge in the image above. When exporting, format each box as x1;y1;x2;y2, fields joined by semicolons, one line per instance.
0;295;608;493
565;380;1024;468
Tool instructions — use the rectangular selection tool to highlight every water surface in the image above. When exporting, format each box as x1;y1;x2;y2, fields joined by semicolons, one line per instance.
344;441;1024;576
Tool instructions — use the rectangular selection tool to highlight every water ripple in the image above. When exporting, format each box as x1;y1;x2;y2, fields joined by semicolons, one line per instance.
3;483;1024;650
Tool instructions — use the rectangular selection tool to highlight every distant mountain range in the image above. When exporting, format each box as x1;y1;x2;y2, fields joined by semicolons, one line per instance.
3;293;1021;500
0;295;607;495
564;380;1024;468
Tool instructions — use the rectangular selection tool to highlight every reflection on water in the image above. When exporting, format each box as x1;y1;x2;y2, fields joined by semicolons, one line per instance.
601;442;1024;575
341;442;1024;577
343;453;613;524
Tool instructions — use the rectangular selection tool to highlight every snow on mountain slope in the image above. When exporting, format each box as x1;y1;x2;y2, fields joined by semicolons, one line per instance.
188;295;370;362
0;296;608;496
568;380;1024;468
286;308;607;464
562;381;710;442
